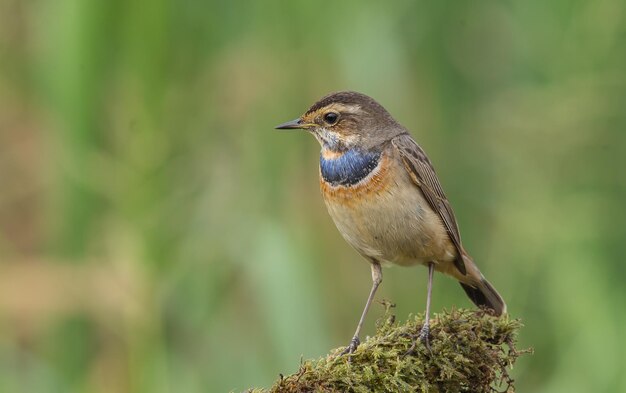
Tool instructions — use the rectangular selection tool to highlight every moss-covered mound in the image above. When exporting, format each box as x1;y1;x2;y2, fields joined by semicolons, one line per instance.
250;308;529;393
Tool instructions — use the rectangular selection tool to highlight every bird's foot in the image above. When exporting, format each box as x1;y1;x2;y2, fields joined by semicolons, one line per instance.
404;322;432;357
339;336;360;357
418;322;432;351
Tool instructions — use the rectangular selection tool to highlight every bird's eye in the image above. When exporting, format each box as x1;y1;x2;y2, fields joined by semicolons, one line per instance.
323;112;339;125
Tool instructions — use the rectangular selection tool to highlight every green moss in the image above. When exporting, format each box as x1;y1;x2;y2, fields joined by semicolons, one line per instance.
250;307;530;393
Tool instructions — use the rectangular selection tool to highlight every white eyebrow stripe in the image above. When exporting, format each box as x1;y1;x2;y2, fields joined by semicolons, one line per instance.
327;103;362;114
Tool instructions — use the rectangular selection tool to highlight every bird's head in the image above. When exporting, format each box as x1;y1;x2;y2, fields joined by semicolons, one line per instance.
275;91;405;151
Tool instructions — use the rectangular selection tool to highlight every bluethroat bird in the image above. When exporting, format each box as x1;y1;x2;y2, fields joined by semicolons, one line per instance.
276;91;506;355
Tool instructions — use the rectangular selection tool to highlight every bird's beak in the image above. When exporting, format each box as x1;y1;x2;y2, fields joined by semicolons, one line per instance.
275;118;313;130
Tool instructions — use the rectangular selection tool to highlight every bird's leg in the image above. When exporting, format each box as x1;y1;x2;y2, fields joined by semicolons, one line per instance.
340;261;382;356
406;262;435;355
419;262;435;348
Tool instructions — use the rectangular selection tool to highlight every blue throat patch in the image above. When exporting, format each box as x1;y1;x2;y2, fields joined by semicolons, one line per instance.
320;148;381;186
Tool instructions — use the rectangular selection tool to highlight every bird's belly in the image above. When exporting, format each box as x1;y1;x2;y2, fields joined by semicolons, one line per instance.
320;155;456;267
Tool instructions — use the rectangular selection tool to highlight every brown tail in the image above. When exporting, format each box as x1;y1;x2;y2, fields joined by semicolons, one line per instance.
460;277;507;316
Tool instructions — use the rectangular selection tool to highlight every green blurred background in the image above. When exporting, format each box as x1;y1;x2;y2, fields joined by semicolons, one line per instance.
1;0;625;391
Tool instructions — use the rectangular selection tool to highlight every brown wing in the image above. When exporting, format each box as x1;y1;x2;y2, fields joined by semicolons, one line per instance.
391;134;467;275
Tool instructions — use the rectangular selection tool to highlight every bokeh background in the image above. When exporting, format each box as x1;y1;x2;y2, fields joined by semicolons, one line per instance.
1;0;625;391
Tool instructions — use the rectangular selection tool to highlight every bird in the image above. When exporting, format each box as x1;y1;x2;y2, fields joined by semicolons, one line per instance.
275;91;506;355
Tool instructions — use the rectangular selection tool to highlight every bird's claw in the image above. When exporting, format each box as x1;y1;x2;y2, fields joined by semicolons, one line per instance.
418;323;431;351
340;336;360;356
403;322;432;357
